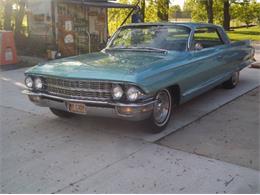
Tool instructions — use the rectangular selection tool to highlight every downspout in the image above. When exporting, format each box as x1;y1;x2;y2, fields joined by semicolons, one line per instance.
51;0;56;47
86;30;91;53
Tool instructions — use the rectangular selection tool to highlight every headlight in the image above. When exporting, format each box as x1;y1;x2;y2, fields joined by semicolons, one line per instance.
34;78;43;89
112;84;123;100
25;76;33;88
126;87;141;102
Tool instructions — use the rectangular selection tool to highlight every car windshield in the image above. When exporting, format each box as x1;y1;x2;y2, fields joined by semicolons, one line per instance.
107;25;191;52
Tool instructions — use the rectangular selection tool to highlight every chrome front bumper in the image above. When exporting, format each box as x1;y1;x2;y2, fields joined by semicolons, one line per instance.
22;90;155;121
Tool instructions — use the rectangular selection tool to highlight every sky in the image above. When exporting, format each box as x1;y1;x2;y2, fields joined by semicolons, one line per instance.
171;0;185;9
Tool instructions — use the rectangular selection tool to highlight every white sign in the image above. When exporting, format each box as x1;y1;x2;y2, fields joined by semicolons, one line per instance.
65;20;73;32
64;34;74;44
5;49;13;61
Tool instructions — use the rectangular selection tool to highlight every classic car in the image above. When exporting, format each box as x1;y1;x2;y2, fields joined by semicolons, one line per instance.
23;23;255;133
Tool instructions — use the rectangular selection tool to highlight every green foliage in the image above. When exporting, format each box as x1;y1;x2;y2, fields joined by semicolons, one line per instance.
108;0;164;35
157;0;169;21
108;0;132;36
0;1;4;29
227;26;260;41
251;1;260;26
212;0;223;25
184;0;207;22
184;0;260;27
169;5;181;19
145;0;159;22
232;1;258;27
184;0;223;24
1;0;27;31
108;0;187;35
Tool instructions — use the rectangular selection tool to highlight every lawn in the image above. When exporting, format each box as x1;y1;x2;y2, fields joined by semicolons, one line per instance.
227;26;260;41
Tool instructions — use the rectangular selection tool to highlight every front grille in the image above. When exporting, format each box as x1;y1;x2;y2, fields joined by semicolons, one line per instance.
43;77;113;101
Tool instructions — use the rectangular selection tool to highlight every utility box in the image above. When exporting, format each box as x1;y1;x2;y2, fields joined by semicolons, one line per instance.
0;31;18;65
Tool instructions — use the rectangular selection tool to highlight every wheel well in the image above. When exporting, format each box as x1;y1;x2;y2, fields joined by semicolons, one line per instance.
168;85;181;106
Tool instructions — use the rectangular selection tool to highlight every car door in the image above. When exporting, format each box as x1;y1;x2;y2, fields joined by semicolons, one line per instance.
182;27;226;98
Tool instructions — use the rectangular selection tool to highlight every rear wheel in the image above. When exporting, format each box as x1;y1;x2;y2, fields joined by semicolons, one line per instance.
146;89;172;133
49;108;75;118
223;71;240;89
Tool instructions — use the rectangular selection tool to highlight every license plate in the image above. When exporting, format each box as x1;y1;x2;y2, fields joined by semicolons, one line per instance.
67;102;87;114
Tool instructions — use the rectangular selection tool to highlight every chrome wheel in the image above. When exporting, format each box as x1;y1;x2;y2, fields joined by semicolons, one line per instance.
223;71;240;89
153;89;172;127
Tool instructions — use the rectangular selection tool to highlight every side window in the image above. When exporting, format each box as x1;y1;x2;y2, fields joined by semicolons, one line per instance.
193;27;224;50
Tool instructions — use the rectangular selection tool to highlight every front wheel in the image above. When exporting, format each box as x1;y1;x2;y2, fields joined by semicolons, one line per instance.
222;71;240;89
146;89;173;133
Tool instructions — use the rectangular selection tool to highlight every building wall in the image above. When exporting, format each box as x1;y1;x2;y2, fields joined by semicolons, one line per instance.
56;2;108;56
26;0;108;57
27;0;53;43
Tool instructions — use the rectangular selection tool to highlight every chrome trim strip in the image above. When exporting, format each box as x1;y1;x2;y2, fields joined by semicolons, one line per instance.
45;91;110;101
22;90;156;107
25;74;142;89
45;84;112;93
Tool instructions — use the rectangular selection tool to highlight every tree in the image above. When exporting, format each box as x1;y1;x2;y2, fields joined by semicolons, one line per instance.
222;0;252;30
108;0;132;35
205;0;214;23
169;5;181;20
252;1;260;26
3;0;13;30
2;0;27;37
145;0;158;22
157;0;169;21
184;0;214;23
184;0;258;28
232;0;257;27
14;0;26;38
140;0;145;22
184;0;207;22
223;0;231;30
0;0;5;29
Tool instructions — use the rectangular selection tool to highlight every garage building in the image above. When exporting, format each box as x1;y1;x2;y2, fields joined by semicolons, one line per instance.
26;0;135;57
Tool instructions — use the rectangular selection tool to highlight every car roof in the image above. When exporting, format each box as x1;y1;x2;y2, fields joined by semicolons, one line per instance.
123;22;222;30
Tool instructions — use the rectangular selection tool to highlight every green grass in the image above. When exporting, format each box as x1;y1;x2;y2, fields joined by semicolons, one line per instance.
227;26;260;41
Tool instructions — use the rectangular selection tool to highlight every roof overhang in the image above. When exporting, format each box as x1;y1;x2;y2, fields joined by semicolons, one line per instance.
61;0;136;8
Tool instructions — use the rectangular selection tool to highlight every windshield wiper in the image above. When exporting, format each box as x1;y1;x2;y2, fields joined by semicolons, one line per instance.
106;47;168;53
132;47;168;53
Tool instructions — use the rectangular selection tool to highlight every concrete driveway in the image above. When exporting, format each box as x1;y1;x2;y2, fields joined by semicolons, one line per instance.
0;62;260;192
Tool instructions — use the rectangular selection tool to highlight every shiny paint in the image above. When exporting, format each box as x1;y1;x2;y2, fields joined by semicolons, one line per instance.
25;23;255;103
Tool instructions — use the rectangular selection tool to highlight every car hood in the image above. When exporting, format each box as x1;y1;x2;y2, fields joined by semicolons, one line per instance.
26;51;188;87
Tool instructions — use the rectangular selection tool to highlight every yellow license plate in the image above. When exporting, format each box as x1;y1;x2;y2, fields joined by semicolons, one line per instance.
67;102;87;114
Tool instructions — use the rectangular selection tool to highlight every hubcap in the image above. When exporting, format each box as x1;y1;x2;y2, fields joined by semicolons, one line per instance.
153;90;171;126
232;72;239;85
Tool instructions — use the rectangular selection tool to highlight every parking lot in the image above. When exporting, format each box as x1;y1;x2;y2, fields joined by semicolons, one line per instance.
0;52;260;192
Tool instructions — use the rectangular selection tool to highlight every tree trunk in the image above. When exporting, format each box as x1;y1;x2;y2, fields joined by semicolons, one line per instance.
223;0;230;30
14;0;26;39
157;0;169;21
205;0;214;23
3;1;13;31
140;0;145;22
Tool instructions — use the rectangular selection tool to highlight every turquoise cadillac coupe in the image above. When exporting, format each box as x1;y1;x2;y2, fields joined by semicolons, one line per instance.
23;23;255;133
